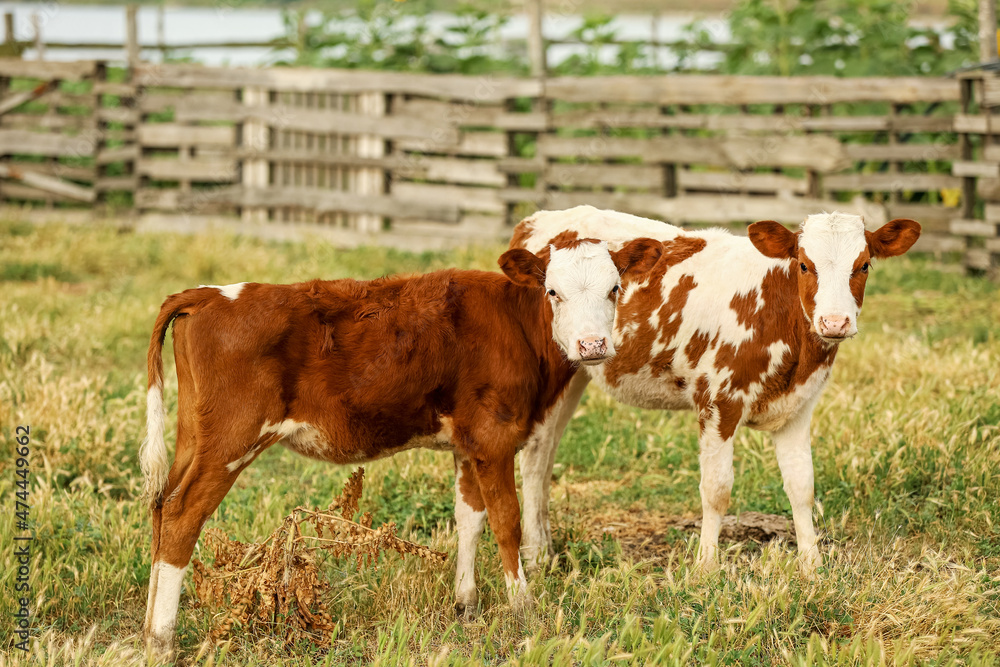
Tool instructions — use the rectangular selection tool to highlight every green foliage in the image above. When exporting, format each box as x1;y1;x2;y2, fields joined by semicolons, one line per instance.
685;0;979;77
369;467;454;538
269;0;980;78
275;1;526;74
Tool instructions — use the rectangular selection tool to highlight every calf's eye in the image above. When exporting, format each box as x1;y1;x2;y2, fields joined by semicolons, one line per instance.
861;262;869;273
611;285;620;295
800;262;808;273
547;289;557;297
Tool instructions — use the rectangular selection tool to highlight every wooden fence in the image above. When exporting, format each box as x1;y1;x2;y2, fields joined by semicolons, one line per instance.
1;58;998;273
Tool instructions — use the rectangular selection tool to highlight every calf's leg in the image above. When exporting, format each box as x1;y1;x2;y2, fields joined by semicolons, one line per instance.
472;452;530;611
519;371;589;572
771;405;821;574
144;430;271;655
695;410;737;571
453;453;487;621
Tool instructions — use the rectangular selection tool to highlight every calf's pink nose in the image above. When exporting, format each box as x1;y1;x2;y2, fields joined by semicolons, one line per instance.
578;337;608;359
819;315;850;337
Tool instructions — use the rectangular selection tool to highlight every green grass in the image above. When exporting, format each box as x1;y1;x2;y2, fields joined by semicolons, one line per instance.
0;220;998;665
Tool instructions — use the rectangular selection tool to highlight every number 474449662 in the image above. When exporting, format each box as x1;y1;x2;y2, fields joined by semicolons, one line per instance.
15;425;30;528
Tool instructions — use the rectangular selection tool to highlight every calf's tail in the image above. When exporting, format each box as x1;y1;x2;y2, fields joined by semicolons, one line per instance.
139;290;208;505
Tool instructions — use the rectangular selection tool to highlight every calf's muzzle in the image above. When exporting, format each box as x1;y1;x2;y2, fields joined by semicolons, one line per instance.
577;336;608;361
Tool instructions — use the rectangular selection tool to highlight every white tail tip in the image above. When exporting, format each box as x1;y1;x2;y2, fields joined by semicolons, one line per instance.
140;385;169;503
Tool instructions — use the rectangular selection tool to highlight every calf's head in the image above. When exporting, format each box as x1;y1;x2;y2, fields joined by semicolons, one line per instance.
748;213;921;344
500;238;663;364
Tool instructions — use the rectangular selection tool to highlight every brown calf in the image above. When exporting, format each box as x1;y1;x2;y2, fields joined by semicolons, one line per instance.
140;238;663;654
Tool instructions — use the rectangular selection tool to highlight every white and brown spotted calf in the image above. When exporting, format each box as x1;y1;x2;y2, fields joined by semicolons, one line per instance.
502;206;920;574
139;237;663;653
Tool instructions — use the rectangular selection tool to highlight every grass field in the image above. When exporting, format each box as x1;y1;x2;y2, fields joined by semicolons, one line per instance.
0;219;998;666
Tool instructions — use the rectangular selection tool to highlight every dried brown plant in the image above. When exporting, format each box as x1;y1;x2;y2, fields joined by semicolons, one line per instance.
191;468;447;645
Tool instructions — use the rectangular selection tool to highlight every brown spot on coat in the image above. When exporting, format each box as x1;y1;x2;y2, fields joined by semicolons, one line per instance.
684;330;711;368
458;458;486;512
509;218;535;250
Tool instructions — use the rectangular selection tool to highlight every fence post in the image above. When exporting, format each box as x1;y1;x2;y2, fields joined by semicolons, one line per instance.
357;91;387;233
979;0;997;62
527;0;546;79
126;5;140;77
31;13;43;60
240;85;269;224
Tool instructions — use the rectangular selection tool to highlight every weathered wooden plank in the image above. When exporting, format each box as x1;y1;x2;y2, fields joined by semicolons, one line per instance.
97;107;140;125
397;131;507;157
394;98;548;131
391;181;504;214
984;203;1000;222
137;124;236;148
1;113;93;131
545;75;959;105
982;78;1000;108
496;157;545;173
135;187;232;210
135;188;180;209
142;90;235;115
408;156;506;187
0;205;94;224
92;81;136;97
843;143;959;161
550;110;953;133
547;162;663;190
137;158;237;182
96;176;138;192
497;187;545;204
911;233;965;253
953;114;990;133
950;218;998;236
133;63;542;102
538;134;849;172
1;182;80;203
984;145;1000;162
0;164;95;202
97;145;140;164
3;161;93;182
952;160;1000;178
678;169;807;195
177;186;462;222
247;149;417;173
0;58;97;81
135;213;505;251
172;99;460;142
0;129;87;157
825;173;962;192
0;79;58;117
887;203;956;225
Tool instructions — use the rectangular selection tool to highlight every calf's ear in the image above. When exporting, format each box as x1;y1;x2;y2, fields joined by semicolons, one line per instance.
611;237;663;278
748;220;798;259
866;218;921;258
499;248;546;288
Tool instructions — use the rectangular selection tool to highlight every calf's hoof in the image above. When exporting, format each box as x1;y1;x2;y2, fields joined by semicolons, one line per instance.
521;547;550;575
143;631;175;664
455;600;479;623
508;585;534;615
693;553;721;576
798;547;822;578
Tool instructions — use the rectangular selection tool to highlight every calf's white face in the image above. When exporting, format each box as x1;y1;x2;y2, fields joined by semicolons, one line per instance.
748;213;921;344
500;238;663;364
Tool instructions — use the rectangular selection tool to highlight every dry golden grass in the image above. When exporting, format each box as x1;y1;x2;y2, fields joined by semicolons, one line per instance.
0;220;998;665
